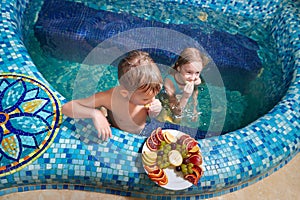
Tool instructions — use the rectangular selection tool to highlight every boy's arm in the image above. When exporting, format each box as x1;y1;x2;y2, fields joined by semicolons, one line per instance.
62;90;112;140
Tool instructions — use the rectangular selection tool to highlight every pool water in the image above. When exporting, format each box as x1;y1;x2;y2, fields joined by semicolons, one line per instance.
22;0;288;137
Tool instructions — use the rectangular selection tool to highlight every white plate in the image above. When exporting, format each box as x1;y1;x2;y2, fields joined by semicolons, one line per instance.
142;129;193;191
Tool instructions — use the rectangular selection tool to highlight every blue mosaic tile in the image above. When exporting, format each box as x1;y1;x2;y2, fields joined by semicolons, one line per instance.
0;0;299;199
0;73;62;177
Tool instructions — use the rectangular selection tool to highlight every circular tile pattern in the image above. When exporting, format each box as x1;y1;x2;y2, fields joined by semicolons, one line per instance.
0;73;62;177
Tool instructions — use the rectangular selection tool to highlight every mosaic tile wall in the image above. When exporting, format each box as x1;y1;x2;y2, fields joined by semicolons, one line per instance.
0;0;299;199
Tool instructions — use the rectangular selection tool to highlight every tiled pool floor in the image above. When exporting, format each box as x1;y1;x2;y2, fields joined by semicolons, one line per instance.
1;153;299;200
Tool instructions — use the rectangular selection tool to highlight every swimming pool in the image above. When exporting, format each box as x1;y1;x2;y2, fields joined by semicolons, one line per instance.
27;0;282;137
0;0;299;199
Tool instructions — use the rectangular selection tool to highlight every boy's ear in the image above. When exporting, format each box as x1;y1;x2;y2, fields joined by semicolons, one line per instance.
119;88;129;98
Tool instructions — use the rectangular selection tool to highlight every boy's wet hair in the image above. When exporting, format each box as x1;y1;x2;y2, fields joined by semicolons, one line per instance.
118;50;162;94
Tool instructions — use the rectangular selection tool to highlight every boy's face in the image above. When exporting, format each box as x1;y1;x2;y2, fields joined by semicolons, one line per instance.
179;62;203;82
128;89;157;106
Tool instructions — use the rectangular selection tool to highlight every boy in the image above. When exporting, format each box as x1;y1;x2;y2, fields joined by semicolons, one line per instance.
62;50;163;140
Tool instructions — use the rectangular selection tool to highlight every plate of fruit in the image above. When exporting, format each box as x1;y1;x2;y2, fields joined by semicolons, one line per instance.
142;127;204;190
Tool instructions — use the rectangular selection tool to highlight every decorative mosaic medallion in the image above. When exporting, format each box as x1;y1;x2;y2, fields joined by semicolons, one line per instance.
0;73;62;177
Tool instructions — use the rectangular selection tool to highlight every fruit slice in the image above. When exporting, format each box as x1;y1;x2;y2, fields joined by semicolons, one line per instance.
150;171;165;181
192;165;204;180
184;173;199;186
158;176;168;186
142;151;157;166
146;137;158;151
142;155;156;166
144;165;159;173
157;172;168;185
177;134;190;145
148;168;168;185
186;154;202;165
150;170;168;183
189;145;200;153
151;131;161;146
168;150;183;166
182;137;195;145
148;168;164;179
186;140;198;151
155;127;165;141
163;131;177;143
143;151;157;161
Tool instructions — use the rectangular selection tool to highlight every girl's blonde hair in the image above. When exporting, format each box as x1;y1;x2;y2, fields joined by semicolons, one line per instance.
118;50;162;94
173;47;210;72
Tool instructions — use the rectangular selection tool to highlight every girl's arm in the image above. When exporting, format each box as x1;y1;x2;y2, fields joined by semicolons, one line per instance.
164;78;183;116
180;82;194;109
192;87;199;121
164;78;195;116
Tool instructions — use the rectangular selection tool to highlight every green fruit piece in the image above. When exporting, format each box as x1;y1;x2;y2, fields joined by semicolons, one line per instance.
182;167;188;173
188;163;194;168
181;163;187;167
182;171;188;176
182;153;188;159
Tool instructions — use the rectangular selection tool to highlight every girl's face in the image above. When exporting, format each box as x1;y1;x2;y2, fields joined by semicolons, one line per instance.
178;62;203;82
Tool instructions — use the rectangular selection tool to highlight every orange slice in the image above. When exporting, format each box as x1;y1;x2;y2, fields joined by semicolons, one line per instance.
148;169;164;179
189;144;200;153
158;174;168;185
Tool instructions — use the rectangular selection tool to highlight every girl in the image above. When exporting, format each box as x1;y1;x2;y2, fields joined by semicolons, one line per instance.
163;47;209;121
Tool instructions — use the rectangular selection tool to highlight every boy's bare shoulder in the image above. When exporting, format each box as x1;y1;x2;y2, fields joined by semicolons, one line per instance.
94;87;116;106
94;87;115;96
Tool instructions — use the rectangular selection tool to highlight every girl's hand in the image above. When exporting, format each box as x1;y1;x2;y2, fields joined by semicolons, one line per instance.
194;77;202;85
92;110;112;141
183;81;194;98
147;99;162;118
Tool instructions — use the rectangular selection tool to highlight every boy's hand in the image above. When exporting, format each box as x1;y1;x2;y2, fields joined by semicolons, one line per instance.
92;110;112;141
183;81;194;98
147;99;162;118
